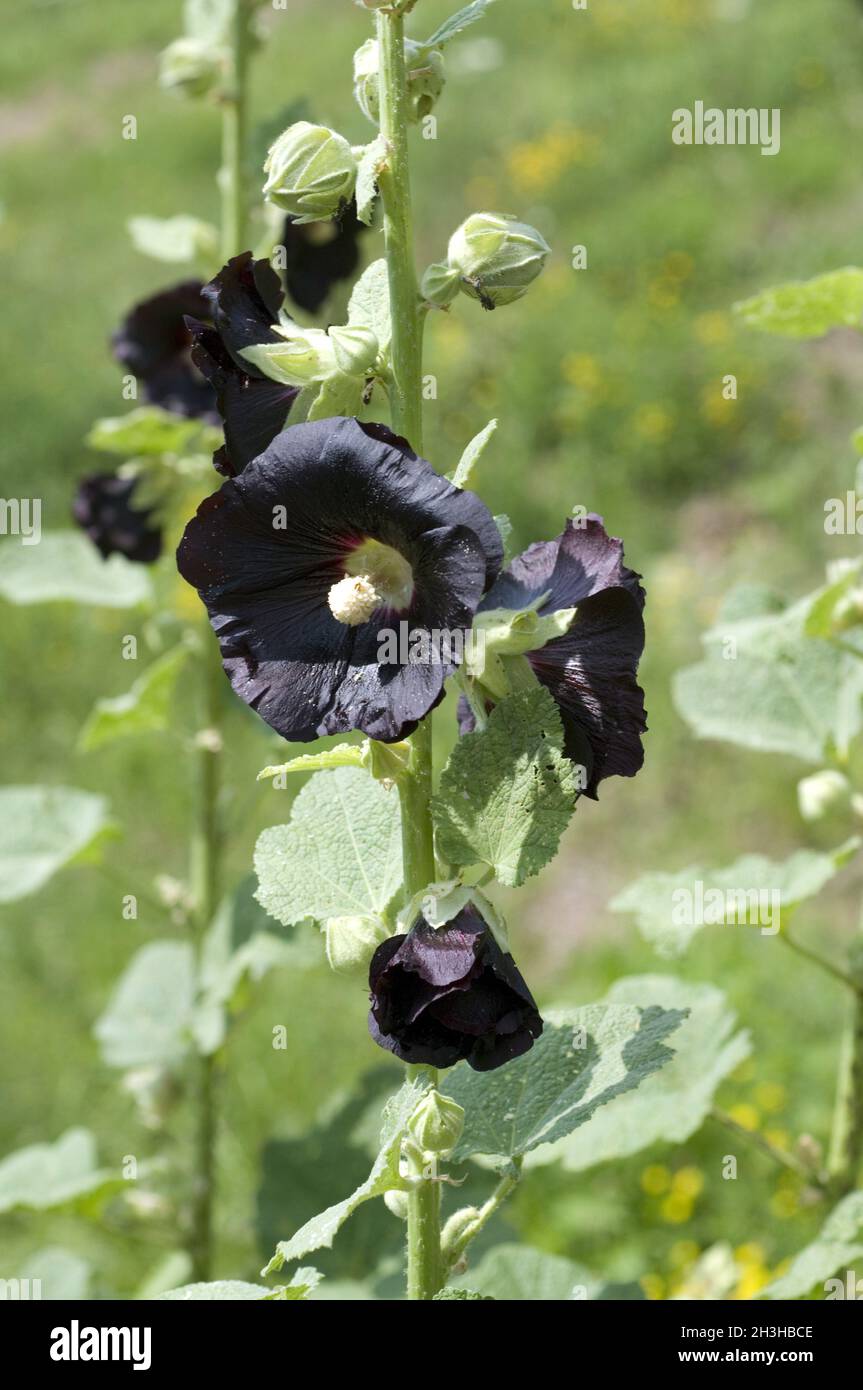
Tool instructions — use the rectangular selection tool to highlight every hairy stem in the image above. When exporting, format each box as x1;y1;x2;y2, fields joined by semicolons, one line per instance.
444;1159;522;1268
376;6;442;1300
188;0;251;1283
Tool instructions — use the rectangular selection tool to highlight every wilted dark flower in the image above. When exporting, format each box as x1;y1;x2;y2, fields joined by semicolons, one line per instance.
460;516;646;798
112;281;217;420
185;252;299;477
279;205;366;314
176;416;502;742
72;472;162;564
368;905;543;1072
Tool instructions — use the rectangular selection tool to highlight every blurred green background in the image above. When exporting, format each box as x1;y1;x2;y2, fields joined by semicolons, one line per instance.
3;0;863;1298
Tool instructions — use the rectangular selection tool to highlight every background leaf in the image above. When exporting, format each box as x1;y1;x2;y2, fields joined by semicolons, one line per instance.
735;267;863;338
79;646;188;752
0;1129;123;1214
0;532;152;608
94;941;196;1069
762;1192;863;1299
0;785;110;903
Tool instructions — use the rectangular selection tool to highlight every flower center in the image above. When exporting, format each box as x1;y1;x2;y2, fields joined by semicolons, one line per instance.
327;538;414;626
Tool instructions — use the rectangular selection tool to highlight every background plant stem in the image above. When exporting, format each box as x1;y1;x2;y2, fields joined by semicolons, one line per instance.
188;0;251;1283
375;6;442;1300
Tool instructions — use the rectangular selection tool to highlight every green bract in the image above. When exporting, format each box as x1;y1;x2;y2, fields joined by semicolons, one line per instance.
354;37;445;125
263;121;358;223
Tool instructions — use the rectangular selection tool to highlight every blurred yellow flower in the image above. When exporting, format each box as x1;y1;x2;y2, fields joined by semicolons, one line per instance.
640;1272;666;1300
693;310;731;346
561;352;602;392
771;1188;799;1220
663;251;694;281
507;125;600;195
734;1264;771;1300
634;403;673;441
734;1242;766;1266
647;278;680;311
660;1192;693;1224
669;1239;700;1269
755;1082;786;1114
700;385;736;428
764;1129;790;1151
673;1166;705;1199
728;1102;760;1132
640;1163;671;1196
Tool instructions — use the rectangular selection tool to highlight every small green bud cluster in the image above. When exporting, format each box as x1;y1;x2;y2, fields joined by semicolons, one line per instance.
354;37;445;125
422;212;551;311
264;122;358;223
159;37;227;99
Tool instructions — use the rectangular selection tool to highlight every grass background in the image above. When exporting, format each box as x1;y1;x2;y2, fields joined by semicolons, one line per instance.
3;0;863;1297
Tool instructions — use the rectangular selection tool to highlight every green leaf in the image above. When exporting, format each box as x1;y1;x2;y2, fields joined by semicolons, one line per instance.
803;560;863;639
86;407;207;457
450;418;497;489
254;767;402;927
94;941;196;1069
734;267;863;338
432;687;577;887
424;0;498;49
264;1079;426;1272
673;591;863;763
159;1270;322;1300
134;1251;193;1300
194;876;299;1054
127;214;218;265
448;1243;599;1301
0;1129;124;1214
0;531;152;608
526;978;750;1172
19;1248;93;1300
611;841;859;956
444;1000;686;1162
307;373;366;422
0;785;110;903
434;1287;496;1300
762;1192;863;1299
355;136;387;226
348;259;391;356
79;647;188;752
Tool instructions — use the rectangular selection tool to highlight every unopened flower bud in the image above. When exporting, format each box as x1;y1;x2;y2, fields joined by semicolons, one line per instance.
264;122;358;223
353;37;445;126
158;38;225;98
384;1189;409;1220
408;1090;465;1155
447;212;551;309
325;914;390;972
797;769;850;822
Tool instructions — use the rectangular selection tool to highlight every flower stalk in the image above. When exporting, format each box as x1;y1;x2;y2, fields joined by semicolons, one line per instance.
188;0;252;1283
375;3;442;1299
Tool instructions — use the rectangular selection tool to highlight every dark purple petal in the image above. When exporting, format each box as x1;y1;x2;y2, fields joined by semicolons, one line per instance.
279;205;365;314
200;251;286;368
475;515;647;798
186;319;298;477
368;906;543;1072
72;472;162;565
112;282;217;421
176;417;501;743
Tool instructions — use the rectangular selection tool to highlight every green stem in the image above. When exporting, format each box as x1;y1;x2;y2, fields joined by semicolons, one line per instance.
376;6;442;1300
187;0;251;1283
444;1159;522;1268
780;930;860;993
828;991;863;1193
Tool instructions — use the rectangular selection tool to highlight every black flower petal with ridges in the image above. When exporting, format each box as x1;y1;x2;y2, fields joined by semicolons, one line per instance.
176;416;503;743
112;281;218;421
185;252;299;477
459;516;647;798
279;204;366;314
72;472;163;565
368;905;543;1072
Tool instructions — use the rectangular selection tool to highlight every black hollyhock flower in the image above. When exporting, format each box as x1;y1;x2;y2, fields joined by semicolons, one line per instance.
176;416;502;743
112;281;218;420
368;906;543;1072
72;472;162;565
460;517;646;798
279;204;366;314
185;252;299;478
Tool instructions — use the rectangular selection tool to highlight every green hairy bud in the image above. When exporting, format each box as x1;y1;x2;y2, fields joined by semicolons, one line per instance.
408;1090;465;1155
158;37;225;98
324;914;390;973
447;212;551;309
263;121;358;223
354;37;445;126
